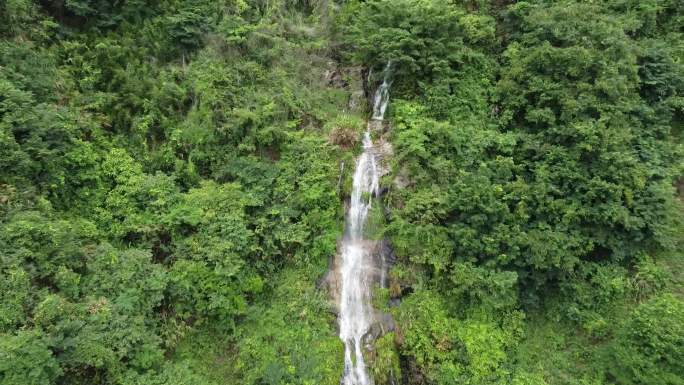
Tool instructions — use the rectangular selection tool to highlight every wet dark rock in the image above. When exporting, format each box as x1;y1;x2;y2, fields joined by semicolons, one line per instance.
366;312;396;340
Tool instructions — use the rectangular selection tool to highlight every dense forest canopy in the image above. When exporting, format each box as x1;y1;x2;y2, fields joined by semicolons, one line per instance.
0;1;682;385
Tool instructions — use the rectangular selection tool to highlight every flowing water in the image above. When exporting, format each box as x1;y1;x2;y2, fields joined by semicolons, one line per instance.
371;62;392;121
339;63;391;385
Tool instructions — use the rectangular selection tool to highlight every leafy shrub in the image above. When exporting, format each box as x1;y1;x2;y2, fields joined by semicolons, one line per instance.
609;294;684;385
326;114;363;149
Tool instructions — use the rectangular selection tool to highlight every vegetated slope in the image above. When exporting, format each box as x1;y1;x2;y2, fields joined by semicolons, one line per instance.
1;1;353;384
336;1;683;384
0;1;682;385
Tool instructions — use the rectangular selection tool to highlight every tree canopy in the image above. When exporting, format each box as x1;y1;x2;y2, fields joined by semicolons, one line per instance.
0;0;682;384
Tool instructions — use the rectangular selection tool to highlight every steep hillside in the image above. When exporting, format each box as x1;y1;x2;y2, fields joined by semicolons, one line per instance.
0;1;682;385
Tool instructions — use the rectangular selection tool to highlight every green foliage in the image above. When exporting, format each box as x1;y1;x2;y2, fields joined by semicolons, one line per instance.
370;0;682;300
446;262;519;314
609;294;684;385
336;0;496;96
117;362;214;385
0;266;30;331
326;113;364;149
368;332;401;384
393;289;524;385
172;268;343;385
0;330;61;385
0;0;682;384
0;1;348;384
514;316;604;385
364;199;386;240
564;265;632;336
338;0;682;383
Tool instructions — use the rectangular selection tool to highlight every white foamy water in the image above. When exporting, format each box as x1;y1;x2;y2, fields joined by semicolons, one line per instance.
339;62;391;385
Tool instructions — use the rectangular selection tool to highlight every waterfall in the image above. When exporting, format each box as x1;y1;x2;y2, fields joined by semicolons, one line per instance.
339;63;391;385
371;62;392;121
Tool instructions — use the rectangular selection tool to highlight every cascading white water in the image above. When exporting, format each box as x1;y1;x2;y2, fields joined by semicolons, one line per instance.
339;63;391;385
371;62;392;121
